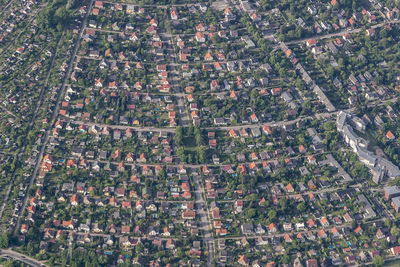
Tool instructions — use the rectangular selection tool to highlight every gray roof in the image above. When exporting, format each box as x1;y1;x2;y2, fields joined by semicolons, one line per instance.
313;85;336;112
358;194;376;219
336;111;348;131
281;92;293;103
378;158;400;178
357;146;377;166
343;125;358;143
307;127;317;137
384;186;400;196
392;196;400;208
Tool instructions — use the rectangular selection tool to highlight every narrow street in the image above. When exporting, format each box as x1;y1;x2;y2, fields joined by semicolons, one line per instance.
192;174;215;265
71;107;346;134
166;32;191;127
272;19;400;47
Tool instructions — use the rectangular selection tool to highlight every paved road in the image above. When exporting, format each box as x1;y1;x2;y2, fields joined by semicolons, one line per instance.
192;175;215;265
369;95;400;107
204;109;343;131
65;86;226;97
274;20;400;46
71;109;346;135
83;148;334;170
13;0;95;235
79;53;253;66
213;217;385;241
0;249;47;267
45;228;181;241
73;120;176;133
164;31;190;126
102;1;209;8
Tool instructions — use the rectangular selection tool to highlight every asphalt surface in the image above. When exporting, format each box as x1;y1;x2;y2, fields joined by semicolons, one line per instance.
192;175;215;264
0;249;47;267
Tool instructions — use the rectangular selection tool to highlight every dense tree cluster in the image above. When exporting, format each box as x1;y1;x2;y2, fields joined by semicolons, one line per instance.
37;0;78;30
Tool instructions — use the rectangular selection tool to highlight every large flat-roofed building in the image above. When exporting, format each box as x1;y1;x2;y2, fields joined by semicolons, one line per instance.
384;186;400;200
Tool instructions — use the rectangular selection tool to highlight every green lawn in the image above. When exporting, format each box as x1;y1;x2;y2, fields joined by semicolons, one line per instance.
183;136;196;147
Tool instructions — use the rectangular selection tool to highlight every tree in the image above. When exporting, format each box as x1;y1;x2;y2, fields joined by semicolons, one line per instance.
158;168;166;179
0;233;9;248
197;146;205;164
372;255;384;267
384;218;391;228
177;147;185;162
3;259;16;267
323;121;335;132
187;125;193;136
194;127;201;146
136;242;144;253
246;208;256;219
297;202;306;213
174;126;183;146
391;226;399;237
326;65;335;78
55;6;69;22
176;247;185;258
267;210;276;221
281;254;290;264
279;197;287;211
48;257;56;266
